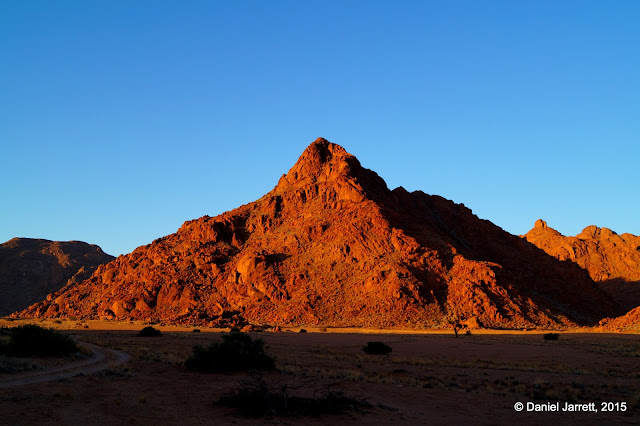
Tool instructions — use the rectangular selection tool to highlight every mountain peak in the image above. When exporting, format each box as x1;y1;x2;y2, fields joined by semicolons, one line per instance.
578;225;617;240
311;136;330;146
298;137;350;167
534;219;547;229
274;138;389;202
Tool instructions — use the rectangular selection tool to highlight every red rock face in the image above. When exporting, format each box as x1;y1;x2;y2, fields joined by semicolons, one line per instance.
524;220;640;312
19;139;618;328
0;238;114;316
599;306;640;332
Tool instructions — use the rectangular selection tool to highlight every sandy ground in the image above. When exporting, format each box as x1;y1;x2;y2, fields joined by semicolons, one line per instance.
1;319;639;425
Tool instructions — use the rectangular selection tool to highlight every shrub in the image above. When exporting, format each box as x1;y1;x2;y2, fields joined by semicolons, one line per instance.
362;341;392;355
0;329;9;354
543;333;559;341
138;326;162;337
299;328;307;333
185;331;275;373
192;328;201;333
0;325;79;357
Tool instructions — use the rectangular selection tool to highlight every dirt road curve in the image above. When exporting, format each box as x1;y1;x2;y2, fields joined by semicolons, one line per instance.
0;343;130;388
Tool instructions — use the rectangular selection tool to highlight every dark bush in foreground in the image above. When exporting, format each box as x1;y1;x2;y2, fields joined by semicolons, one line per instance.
138;326;162;337
185;331;275;373
299;329;307;333
0;325;78;357
543;333;559;341
0;329;10;354
217;373;370;417
362;341;392;355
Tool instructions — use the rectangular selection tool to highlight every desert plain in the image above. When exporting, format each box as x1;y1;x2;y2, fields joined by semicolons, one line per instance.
1;318;639;425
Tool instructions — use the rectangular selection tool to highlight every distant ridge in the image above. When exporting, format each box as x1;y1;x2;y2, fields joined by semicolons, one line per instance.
18;138;618;328
524;220;640;312
0;238;114;316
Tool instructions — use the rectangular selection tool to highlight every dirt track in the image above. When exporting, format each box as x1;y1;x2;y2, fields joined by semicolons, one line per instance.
0;343;129;388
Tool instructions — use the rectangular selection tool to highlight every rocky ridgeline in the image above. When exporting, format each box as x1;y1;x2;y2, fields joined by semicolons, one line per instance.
524;220;640;312
0;238;114;316
19;139;620;328
598;306;640;332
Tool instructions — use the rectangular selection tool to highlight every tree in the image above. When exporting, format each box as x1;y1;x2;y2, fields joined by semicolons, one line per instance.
446;313;467;338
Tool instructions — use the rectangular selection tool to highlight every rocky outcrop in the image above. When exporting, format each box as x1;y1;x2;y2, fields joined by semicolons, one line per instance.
17;139;618;328
0;238;114;316
524;220;640;312
598;306;640;333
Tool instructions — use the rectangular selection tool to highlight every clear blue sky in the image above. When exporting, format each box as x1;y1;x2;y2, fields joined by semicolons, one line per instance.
2;1;638;256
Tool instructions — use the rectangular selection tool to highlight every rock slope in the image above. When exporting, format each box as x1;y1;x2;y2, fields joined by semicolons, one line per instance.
524;220;640;312
598;306;640;333
0;238;114;316
19;139;618;328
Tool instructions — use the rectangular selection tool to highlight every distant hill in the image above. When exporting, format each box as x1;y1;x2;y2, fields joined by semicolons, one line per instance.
599;306;640;333
0;238;114;316
524;220;640;312
18;139;618;328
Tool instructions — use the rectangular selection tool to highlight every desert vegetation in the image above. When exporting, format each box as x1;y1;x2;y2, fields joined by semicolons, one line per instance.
217;372;369;417
1;324;639;424
138;326;162;337
0;356;42;374
185;331;275;373
0;325;78;357
362;341;392;355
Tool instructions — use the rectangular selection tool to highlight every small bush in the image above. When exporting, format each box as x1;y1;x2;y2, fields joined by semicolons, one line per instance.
0;325;79;357
185;331;275;373
0;340;8;355
99;366;132;377
362;341;392;355
192;328;201;333
543;333;559;341
299;328;307;333
138;326;162;337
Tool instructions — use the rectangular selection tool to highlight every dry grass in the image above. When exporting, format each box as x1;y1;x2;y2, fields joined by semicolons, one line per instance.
0;356;42;374
1;324;639;424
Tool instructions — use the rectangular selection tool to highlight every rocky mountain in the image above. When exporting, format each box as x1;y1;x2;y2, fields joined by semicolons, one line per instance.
0;238;114;316
524;220;640;312
18;139;619;328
